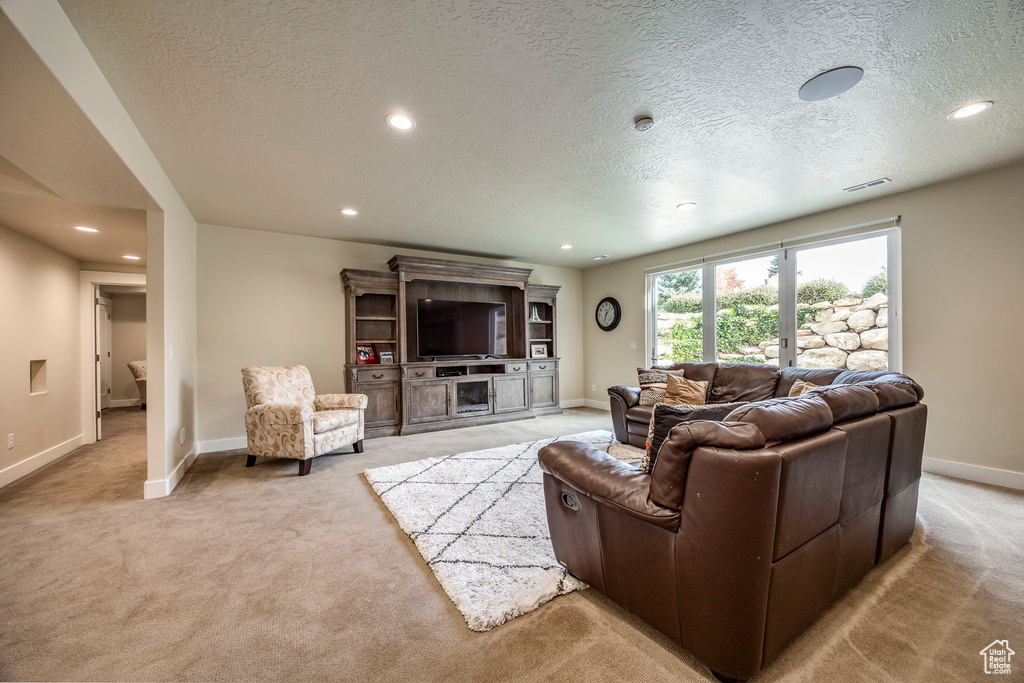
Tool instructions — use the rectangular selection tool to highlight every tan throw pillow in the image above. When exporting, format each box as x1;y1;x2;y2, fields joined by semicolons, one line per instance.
664;374;708;406
637;367;685;406
788;379;819;397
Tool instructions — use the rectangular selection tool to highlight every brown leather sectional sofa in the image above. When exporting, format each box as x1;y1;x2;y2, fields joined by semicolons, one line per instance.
538;363;926;682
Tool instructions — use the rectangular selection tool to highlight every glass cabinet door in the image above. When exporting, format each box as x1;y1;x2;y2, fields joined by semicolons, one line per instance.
455;379;491;416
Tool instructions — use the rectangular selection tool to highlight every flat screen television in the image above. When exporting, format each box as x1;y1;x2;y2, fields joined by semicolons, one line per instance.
417;299;507;358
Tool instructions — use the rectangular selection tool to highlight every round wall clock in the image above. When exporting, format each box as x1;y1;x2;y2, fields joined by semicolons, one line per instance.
595;297;621;331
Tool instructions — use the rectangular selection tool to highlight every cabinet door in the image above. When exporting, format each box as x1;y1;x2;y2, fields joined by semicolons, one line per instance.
359;382;401;427
493;375;528;414
407;381;452;424
529;372;558;409
453;378;492;418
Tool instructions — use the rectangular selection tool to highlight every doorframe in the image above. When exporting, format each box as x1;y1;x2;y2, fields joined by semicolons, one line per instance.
80;271;146;443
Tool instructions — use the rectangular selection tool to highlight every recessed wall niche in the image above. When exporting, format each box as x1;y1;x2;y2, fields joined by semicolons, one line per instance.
30;359;47;395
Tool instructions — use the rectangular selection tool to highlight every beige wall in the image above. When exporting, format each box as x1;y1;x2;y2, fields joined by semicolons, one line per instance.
108;293;146;405
583;161;1024;475
0;224;81;481
196;224;584;445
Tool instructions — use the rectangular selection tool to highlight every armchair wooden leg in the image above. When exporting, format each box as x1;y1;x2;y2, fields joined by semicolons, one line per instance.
353;439;364;453
245;454;257;467
298;459;313;476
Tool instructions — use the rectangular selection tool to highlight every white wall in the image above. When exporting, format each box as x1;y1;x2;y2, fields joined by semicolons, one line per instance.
583;161;1024;481
108;293;145;405
0;223;81;486
3;0;200;497
196;223;584;448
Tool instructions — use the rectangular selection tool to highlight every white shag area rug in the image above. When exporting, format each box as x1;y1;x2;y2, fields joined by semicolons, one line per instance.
364;429;643;631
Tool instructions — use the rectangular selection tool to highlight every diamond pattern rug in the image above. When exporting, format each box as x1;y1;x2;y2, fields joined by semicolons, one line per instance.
364;430;642;631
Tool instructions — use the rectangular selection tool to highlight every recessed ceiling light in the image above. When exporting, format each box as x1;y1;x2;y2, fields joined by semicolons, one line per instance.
676;202;698;211
947;101;993;120
560;244;573;250
123;255;141;260
634;116;654;132
340;208;359;216
798;66;864;101
386;114;416;130
592;255;610;261
75;226;100;233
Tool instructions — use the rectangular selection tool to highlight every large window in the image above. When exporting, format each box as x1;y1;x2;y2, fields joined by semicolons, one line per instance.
649;228;900;371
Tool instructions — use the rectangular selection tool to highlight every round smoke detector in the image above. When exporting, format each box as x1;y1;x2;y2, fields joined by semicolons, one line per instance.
634;116;654;132
798;66;864;101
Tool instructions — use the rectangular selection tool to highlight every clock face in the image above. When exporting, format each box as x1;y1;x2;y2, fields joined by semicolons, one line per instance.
595;297;620;331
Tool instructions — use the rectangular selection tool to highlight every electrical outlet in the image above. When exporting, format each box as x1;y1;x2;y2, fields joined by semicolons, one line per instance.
629;341;637;350
6;434;12;449
179;428;185;445
591;384;596;392
169;345;174;360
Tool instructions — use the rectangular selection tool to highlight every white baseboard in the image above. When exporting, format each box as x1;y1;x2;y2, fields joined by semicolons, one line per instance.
110;399;142;408
198;436;247;454
583;399;611;411
0;434;85;489
559;398;585;409
144;444;197;499
923;457;1024;491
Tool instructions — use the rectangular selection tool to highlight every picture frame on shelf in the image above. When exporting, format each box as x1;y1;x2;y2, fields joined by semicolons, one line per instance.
530;344;548;358
379;351;394;364
356;343;379;365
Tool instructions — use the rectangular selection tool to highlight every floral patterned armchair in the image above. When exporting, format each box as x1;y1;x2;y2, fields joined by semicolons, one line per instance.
240;365;367;476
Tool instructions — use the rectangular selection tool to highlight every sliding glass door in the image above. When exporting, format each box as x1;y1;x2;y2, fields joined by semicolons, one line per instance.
648;228;900;371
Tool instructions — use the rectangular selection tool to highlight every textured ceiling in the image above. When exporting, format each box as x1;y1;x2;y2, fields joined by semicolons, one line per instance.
0;12;150;265
55;0;1024;268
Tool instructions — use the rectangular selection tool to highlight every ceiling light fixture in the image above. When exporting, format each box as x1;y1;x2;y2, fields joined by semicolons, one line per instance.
676;202;698;211
947;101;993;120
592;255;610;261
798;66;864;101
123;255;141;260
634;116;654;132
340;208;359;216
560;244;573;250
75;226;100;233
386;114;416;130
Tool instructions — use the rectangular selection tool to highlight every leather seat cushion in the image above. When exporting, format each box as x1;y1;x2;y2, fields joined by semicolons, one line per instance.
626;405;655;422
725;394;833;446
313;409;360;434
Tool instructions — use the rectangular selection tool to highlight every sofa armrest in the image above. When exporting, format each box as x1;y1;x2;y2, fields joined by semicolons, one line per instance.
246;402;313;425
315;393;368;411
607;385;641;407
539;441;679;531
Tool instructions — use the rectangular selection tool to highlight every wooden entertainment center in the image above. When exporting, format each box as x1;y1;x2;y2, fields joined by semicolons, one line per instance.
341;255;561;438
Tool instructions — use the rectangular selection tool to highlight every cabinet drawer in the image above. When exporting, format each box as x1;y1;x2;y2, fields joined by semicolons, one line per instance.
529;360;557;372
504;361;527;374
406;367;436;380
357;367;400;383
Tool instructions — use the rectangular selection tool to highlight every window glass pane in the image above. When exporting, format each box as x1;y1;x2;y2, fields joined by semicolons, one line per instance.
654;268;702;363
795;235;888;371
714;255;779;364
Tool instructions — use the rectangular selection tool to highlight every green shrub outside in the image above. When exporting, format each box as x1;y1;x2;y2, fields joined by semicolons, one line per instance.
796;279;849;304
660;303;780;362
862;271;887;297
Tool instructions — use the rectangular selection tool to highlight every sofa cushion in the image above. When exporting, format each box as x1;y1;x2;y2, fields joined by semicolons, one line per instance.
833;370;924;400
658;362;719;389
626;404;655;422
644;401;747;471
775;367;843;397
725;394;833;447
807;384;879;423
709;363;781;404
788;379;819;397
637;368;686;406
862;379;919;411
664;374;708;406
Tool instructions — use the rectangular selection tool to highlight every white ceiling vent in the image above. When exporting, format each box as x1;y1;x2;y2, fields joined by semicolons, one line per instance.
844;178;892;193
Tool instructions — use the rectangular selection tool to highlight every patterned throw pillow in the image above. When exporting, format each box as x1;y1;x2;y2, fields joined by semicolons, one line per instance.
637;367;685;406
641;400;748;473
788;379;819;397
664;374;708;406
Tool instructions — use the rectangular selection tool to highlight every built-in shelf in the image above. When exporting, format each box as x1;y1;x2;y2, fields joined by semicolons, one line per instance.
356;316;397;321
529;338;553;342
359;339;398;344
529;320;552;324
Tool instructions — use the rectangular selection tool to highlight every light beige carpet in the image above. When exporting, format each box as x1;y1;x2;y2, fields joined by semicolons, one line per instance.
1;407;1022;682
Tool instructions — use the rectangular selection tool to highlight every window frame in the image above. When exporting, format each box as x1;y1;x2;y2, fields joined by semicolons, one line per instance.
647;226;901;371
